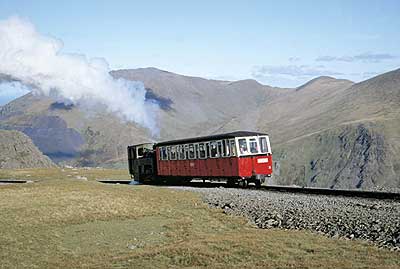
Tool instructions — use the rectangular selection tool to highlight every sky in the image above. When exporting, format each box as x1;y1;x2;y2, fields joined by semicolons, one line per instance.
0;0;399;105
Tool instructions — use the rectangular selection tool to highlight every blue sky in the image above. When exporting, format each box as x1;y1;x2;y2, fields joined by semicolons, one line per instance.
0;0;399;104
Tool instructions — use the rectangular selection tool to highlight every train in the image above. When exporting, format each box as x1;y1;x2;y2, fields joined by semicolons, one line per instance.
127;131;272;187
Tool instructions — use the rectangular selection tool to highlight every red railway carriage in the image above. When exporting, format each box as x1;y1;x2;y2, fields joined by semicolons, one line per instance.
127;131;272;187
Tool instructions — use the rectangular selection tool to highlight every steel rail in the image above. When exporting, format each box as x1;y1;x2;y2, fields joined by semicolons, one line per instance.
0;180;28;184
97;179;400;201
260;185;400;201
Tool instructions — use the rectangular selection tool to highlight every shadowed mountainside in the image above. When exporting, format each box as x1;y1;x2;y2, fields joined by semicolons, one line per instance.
0;93;150;167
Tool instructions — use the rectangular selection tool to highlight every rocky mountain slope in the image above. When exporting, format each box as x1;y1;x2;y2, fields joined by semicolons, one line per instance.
0;67;399;189
269;69;400;190
111;68;290;139
0;130;56;169
0;93;150;167
0;68;288;167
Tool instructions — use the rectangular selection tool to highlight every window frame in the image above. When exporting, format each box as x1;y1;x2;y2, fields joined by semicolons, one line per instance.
235;136;271;156
259;136;269;154
249;138;260;154
160;146;167;160
166;146;171;160
236;138;249;156
188;144;196;159
205;142;210;159
229;139;236;156
178;144;186;160
209;141;219;158
216;140;223;158
223;139;230;157
184;144;189;159
194;143;199;159
198;142;207;159
170;145;177;160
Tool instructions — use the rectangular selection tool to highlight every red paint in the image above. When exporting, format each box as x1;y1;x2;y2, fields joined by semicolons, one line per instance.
156;148;272;178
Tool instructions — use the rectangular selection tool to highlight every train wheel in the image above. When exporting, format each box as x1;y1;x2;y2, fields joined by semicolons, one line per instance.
239;179;248;188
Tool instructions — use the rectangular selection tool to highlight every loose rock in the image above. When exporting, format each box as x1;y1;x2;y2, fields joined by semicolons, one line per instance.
175;187;400;250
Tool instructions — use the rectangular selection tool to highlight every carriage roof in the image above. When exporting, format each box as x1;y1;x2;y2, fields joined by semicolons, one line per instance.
155;131;268;147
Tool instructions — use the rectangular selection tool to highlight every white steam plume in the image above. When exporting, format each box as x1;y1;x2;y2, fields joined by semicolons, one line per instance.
0;16;158;134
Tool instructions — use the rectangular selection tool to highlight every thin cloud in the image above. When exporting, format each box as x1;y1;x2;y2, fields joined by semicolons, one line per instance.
288;57;300;62
362;71;380;78
316;52;397;63
252;65;343;79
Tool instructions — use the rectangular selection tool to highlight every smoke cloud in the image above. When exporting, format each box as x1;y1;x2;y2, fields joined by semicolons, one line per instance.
0;16;159;134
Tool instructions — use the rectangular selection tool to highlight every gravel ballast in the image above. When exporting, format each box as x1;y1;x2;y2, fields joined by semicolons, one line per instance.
174;187;400;250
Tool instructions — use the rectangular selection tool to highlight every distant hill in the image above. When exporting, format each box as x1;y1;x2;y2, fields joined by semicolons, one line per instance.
111;68;290;139
0;67;399;190
0;130;56;169
266;69;400;190
0;92;150;167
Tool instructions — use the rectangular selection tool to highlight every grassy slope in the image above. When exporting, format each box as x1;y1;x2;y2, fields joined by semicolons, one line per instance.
0;169;399;268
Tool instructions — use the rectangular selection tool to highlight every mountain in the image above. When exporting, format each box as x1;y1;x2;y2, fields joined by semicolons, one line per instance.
268;69;400;189
0;93;150;167
0;130;56;169
110;68;290;139
0;68;287;167
0;67;399;190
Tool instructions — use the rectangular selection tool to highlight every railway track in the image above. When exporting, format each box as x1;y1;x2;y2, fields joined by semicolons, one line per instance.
98;179;400;201
260;185;400;201
0;180;28;184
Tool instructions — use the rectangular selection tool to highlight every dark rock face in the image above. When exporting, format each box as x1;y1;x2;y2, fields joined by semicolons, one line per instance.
49;102;74;110
145;88;174;111
331;124;386;189
11;115;84;162
273;123;396;190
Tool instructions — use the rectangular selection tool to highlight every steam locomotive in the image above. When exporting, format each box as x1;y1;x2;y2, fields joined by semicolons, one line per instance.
127;131;272;187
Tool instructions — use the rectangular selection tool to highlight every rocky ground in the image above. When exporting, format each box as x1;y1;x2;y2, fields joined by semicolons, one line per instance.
173;186;400;250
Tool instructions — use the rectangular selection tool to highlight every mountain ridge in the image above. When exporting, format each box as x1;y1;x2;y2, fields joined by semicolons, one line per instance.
0;67;399;189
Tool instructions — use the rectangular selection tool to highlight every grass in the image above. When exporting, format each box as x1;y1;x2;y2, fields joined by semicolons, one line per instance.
0;167;131;181
0;169;399;268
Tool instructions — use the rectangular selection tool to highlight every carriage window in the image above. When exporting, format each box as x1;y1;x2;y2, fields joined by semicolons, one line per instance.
223;139;230;157
137;147;144;158
259;137;268;153
217;141;223;157
160;147;167;160
210;141;219;158
129;147;137;160
189;144;196;159
163;147;168;160
178;145;185;160
184;144;189;159
195;144;199;159
230;139;236;156
166;146;171;160
249;138;259;154
206;143;210;158
238;139;249;155
170;146;177;160
198;143;206;159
